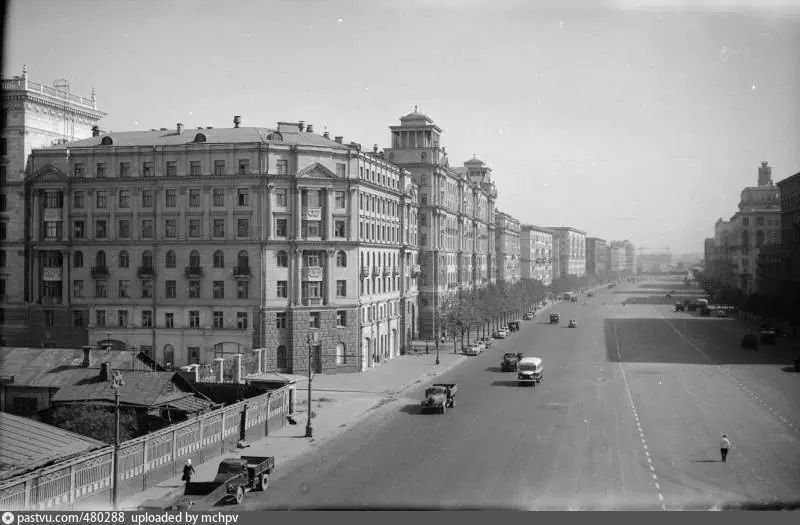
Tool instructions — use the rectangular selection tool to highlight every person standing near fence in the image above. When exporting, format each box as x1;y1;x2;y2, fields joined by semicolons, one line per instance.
182;459;195;488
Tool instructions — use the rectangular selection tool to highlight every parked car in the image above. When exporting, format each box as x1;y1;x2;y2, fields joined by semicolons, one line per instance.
523;312;533;321
716;309;726;318
550;313;560;324
675;302;685;312
494;329;508;339
464;343;481;356
479;337;492;349
587;291;594;297
741;333;759;350
568;319;577;328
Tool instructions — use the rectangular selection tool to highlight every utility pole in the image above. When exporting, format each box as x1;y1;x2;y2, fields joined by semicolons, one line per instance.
305;333;318;438
110;368;124;510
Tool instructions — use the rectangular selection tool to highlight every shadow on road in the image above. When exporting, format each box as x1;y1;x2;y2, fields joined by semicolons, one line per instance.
781;366;800;373
689;459;720;463
491;380;522;387
485;366;504;372
398;404;425;415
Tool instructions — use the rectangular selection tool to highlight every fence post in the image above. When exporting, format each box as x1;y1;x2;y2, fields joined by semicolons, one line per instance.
68;464;75;505
214;357;224;383
234;354;242;383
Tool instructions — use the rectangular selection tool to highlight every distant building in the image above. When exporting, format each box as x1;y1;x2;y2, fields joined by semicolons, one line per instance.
520;225;553;286
608;240;636;276
774;170;800;314
495;211;521;284
637;252;672;273
548;227;586;278
585;237;607;277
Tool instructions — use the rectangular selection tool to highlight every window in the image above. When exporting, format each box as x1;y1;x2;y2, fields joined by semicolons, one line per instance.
756;216;765;226
43;310;55;327
189;189;200;207
165;189;176;208
213;281;224;299
143;161;154;178
237;188;249;206
73;310;85;327
0;222;5;240
213;219;225;237
166;161;177;177
276;251;288;268
238;159;250;174
189;280;200;298
236;312;248;329
95;280;107;298
190;161;201;176
119;250;129;268
73;251;83;267
237;280;249;299
165;280;176;298
213;189;224;207
142;190;153;208
303;221;320;238
118;309;128;327
336;311;346;327
165;219;177;238
189;310;200;328
275;218;287;236
189;220;200;237
335;191;346;208
309;312;320;329
73;280;84;298
237;218;249;237
143;250;154;268
73;191;84;209
142;310;153;327
119;280;130;298
119;162;130;177
73;220;85;239
141;279;153;298
165;312;174;328
237;250;249;269
188;346;200;364
276;189;287;207
96;310;106;327
96;191;107;208
335;220;346;238
96;163;106;178
336;280;346;297
116;219;130;239
277;281;288;298
277;160;288;175
95;219;107;239
335;342;346;364
336;163;346;178
213;250;224;268
116;190;130;209
277;345;287;368
0;194;5;211
214;160;225;176
165;250;176;268
142;219;154;238
213;311;224;328
189;251;200;267
276;312;287;329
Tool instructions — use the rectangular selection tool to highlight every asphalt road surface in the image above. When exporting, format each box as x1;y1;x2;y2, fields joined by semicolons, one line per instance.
242;277;800;510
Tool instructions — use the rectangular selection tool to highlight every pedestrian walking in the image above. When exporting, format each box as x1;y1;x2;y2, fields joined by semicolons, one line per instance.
182;459;195;487
720;434;732;462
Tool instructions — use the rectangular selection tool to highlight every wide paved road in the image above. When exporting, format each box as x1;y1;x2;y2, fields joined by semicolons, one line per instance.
244;278;800;510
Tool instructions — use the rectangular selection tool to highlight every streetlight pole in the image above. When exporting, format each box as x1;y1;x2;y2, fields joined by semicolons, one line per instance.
110;369;124;510
305;333;315;438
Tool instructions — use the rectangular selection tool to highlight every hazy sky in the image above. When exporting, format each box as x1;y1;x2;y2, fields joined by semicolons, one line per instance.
4;0;799;255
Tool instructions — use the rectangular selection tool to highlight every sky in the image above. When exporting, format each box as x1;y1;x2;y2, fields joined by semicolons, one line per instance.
4;0;799;255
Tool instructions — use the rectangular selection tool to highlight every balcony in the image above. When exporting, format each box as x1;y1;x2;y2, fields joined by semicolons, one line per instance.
302;207;322;220
382;267;391;277
184;266;204;278
91;266;109;278
302;266;323;281
137;266;155;278
302;296;323;306
233;266;251;279
410;265;421;277
373;266;381;276
40;296;63;305
360;266;371;279
392;266;400;276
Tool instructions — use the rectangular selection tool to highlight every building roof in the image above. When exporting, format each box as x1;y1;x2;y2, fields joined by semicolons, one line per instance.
0;347;159;388
0;412;106;481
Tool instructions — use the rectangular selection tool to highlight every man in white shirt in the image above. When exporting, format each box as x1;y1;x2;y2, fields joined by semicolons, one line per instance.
720;434;732;462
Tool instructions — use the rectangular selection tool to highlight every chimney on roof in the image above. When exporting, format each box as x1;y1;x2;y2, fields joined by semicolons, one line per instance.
91;125;100;137
233;115;241;128
373;144;379;153
99;362;110;382
298;120;305;132
323;131;330;139
306;123;314;133
160;128;167;131
334;136;343;144
177;123;184;135
82;346;94;367
206;126;213;129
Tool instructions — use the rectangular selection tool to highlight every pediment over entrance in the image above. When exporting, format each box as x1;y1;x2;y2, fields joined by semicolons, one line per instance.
27;165;68;183
296;162;338;179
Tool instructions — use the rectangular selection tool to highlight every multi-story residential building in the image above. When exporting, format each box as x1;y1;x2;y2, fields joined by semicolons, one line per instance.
775;170;800;311
608;240;636;276
495;211;521;284
23;118;418;373
548;227;586;278
585;237;607;277
520;225;553;286
1;68;105;346
383;109;495;340
637;252;672;273
607;244;626;277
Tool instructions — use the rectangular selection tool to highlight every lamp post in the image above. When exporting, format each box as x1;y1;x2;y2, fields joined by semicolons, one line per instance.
106;331;111;352
305;333;319;438
110;369;124;510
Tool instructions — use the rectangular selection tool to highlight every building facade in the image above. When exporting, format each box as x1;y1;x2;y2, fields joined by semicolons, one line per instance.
382;109;495;340
1;68;105;346
775;171;800;311
548;227;586;278
23;118;418;373
608;240;636;276
520;225;553;286
495;211;521;284
585;237;607;277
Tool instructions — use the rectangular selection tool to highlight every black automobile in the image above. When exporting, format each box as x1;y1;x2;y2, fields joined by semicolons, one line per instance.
759;326;777;344
501;352;523;372
741;334;759;349
675;302;685;312
550;313;560;324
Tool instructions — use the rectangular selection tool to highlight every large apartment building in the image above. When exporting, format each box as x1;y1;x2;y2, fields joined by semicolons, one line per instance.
520;225;553;286
548;227;586;278
495;211;521;284
21;118;418;373
585;237;607;277
383;109;495;340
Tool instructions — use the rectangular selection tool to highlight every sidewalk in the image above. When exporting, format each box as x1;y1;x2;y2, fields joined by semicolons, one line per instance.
112;350;466;511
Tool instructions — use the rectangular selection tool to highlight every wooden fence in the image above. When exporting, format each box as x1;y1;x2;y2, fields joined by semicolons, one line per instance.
0;385;292;511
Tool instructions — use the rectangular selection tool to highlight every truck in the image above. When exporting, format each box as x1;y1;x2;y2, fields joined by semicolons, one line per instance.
421;383;457;414
151;455;275;510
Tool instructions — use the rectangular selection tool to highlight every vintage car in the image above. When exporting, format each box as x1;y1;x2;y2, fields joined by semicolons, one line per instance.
517;357;543;386
675;302;685;312
501;352;523;372
479;337;492;349
523;312;533;321
759;326;777;345
550;313;560;324
741;333;759;349
587;292;594;297
568;319;577;328
464;343;481;356
421;384;457;414
494;329;508;339
508;321;521;333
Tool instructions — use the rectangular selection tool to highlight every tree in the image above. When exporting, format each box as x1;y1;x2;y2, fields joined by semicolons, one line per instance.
47;405;138;444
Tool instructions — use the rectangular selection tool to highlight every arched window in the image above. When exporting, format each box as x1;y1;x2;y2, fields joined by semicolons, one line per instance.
165;250;176;268
96;250;106;268
142;250;153;268
336;343;346;365
277;345;287;369
213;250;224;268
73;251;83;268
163;344;174;368
336;251;346;267
194;133;206;143
101;136;113;145
238;250;249;268
119;250;129;268
276;250;288;267
189;250;200;267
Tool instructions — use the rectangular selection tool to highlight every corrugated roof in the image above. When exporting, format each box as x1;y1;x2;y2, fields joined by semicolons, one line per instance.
51;370;181;406
0;412;106;481
161;395;216;412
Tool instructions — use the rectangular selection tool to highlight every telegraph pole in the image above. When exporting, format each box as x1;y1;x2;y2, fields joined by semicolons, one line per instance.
110;369;124;510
